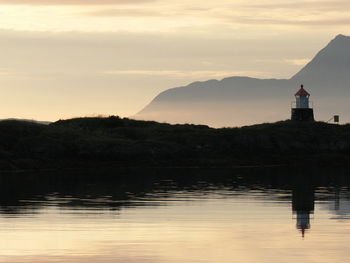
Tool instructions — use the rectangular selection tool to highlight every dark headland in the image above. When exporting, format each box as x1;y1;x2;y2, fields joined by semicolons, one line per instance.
0;116;349;172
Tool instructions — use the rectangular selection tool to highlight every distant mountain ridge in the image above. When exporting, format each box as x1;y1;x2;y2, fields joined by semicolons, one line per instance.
134;35;350;127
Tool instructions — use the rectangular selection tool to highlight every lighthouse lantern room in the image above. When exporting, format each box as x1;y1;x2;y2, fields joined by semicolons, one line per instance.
295;85;310;108
291;85;315;121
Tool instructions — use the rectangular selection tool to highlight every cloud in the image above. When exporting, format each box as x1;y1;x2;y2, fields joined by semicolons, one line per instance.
245;0;350;11
0;0;154;5
103;70;268;78
83;6;215;18
86;9;164;17
221;1;350;27
228;16;350;27
255;58;311;66
284;58;311;66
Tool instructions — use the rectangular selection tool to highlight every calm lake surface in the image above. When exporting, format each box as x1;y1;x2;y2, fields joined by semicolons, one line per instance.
1;167;350;263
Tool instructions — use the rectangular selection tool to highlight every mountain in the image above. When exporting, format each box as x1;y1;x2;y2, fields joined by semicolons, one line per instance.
134;35;350;127
292;34;350;90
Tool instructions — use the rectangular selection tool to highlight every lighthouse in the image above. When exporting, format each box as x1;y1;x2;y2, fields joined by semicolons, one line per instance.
291;85;314;121
292;185;315;238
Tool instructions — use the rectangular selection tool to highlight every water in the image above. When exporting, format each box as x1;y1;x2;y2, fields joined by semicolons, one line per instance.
0;167;350;263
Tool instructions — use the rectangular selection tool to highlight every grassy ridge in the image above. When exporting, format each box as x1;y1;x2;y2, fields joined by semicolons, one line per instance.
0;116;349;170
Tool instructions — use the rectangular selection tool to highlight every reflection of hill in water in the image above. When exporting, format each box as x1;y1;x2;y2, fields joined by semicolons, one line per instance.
0;167;349;216
2;167;350;239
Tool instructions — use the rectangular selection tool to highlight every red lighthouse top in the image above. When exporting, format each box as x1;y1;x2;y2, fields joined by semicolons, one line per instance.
295;85;310;97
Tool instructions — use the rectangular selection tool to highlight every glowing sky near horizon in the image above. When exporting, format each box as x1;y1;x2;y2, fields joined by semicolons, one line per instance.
0;0;349;120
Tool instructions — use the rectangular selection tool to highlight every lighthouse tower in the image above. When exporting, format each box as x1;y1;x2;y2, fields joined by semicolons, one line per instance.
291;85;314;121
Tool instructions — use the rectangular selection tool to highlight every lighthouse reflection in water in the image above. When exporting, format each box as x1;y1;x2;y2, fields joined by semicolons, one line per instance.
292;182;315;238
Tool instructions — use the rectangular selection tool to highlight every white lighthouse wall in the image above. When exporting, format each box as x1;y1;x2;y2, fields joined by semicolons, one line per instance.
296;96;309;108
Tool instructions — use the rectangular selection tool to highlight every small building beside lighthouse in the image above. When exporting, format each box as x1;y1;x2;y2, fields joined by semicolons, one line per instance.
291;85;314;121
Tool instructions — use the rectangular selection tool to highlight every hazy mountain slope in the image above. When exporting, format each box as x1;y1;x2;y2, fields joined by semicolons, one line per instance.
292;34;350;92
134;35;350;127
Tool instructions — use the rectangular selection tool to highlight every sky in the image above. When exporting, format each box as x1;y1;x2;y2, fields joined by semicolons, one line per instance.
0;0;349;121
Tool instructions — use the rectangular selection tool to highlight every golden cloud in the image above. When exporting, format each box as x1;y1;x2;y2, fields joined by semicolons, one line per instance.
0;0;154;5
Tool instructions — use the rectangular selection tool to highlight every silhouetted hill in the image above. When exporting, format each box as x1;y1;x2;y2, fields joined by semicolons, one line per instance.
135;35;350;127
0;117;349;171
0;118;51;125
